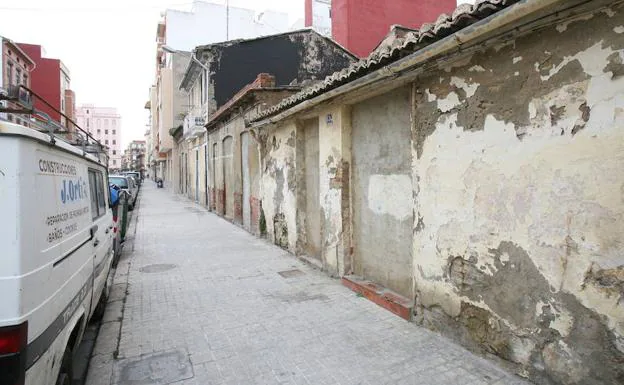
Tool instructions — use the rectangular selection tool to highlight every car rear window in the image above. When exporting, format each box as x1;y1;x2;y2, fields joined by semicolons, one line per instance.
109;177;128;188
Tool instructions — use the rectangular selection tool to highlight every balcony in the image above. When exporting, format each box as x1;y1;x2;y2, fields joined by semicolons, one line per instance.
183;111;207;140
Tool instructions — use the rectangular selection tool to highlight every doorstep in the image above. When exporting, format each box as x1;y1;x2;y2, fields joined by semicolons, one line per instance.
342;275;414;321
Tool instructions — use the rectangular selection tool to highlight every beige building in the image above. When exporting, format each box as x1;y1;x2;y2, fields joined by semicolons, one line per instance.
0;37;34;126
75;104;122;170
148;19;190;188
250;1;624;384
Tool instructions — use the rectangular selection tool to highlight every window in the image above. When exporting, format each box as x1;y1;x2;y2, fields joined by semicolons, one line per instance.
200;71;205;104
105;129;108;134
113;160;117;165
86;109;89;114
97;129;101;134
22;74;27;86
104;119;109;128
112;130;116;135
15;69;21;85
112;140;116;145
112;120;116;128
89;171;99;220
96;172;107;212
86;119;90;128
113;150;117;155
88;170;108;219
105;140;109;145
6;62;13;86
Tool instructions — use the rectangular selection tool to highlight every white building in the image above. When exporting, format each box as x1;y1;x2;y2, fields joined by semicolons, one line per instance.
148;0;289;187
162;1;289;52
75;104;122;170
310;0;331;36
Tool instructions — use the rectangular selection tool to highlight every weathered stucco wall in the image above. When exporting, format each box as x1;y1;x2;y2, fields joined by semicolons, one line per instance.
318;105;352;276
412;6;624;384
261;121;298;251
206;108;267;232
352;87;414;298
302;119;321;260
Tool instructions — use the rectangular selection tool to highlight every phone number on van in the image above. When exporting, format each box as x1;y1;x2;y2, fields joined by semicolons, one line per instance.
47;223;79;243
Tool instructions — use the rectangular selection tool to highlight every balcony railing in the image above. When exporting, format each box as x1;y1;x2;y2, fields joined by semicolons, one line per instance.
182;108;207;140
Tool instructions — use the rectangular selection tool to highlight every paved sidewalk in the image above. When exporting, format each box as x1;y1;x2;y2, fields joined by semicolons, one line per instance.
87;183;530;385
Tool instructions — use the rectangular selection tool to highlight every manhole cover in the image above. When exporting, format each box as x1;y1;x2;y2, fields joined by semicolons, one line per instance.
113;349;192;385
278;269;305;278
139;264;177;273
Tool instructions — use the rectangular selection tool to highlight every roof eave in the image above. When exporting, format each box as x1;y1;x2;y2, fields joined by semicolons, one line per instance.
250;0;576;128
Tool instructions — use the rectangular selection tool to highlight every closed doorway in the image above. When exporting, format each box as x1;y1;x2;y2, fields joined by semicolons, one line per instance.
195;149;199;203
303;119;321;260
241;132;251;231
223;136;233;218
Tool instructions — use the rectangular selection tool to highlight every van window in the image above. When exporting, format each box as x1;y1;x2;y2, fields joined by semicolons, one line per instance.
89;169;108;220
96;173;107;212
89;171;99;220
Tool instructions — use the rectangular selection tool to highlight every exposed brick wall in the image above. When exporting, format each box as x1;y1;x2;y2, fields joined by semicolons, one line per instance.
233;192;243;224
216;189;226;216
250;197;261;235
209;187;216;211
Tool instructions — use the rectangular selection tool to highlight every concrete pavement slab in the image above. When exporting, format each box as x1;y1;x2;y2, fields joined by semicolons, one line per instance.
88;183;530;385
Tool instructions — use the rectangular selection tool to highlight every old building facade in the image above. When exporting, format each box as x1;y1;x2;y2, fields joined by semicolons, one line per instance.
205;73;299;234
175;29;357;207
250;1;624;384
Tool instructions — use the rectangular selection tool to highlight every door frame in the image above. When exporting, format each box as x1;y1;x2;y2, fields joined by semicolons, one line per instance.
195;148;199;203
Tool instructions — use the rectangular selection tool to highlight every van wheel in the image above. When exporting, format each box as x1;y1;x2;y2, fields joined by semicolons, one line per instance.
56;348;73;385
91;284;108;322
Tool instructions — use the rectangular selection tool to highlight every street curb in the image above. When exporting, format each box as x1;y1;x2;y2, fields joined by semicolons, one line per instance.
83;191;141;385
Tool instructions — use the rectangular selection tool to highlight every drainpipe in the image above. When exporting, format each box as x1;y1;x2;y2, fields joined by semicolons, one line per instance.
251;0;581;127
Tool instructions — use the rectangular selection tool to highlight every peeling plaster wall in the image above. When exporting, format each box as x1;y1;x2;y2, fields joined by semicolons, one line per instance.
412;6;624;384
302;119;321;260
318;106;352;276
352;87;414;298
260;121;298;251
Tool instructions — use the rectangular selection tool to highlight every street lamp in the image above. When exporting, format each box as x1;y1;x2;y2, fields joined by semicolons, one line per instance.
160;45;209;71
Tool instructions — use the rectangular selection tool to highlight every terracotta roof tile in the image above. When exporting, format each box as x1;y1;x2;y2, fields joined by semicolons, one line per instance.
251;0;521;123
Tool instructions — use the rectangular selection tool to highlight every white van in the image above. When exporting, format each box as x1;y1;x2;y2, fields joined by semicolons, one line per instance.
0;120;115;385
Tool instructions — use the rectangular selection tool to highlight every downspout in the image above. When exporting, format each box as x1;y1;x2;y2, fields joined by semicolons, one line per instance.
251;0;568;127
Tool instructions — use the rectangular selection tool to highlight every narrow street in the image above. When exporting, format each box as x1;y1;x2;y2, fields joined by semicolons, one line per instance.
87;183;529;385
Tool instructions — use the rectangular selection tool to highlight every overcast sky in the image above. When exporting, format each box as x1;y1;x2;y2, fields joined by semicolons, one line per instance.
0;0;472;148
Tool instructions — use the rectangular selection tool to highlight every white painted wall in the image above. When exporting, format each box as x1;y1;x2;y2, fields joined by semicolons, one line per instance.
312;0;331;36
165;1;289;51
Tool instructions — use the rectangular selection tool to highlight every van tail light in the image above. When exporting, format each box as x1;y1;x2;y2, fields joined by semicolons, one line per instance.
0;321;28;385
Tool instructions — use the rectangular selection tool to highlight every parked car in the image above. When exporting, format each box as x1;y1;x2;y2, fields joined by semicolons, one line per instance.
122;171;142;186
0;120;115;385
109;175;138;210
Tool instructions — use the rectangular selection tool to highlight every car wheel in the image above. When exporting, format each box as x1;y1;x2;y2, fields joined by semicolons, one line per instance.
56;347;73;385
